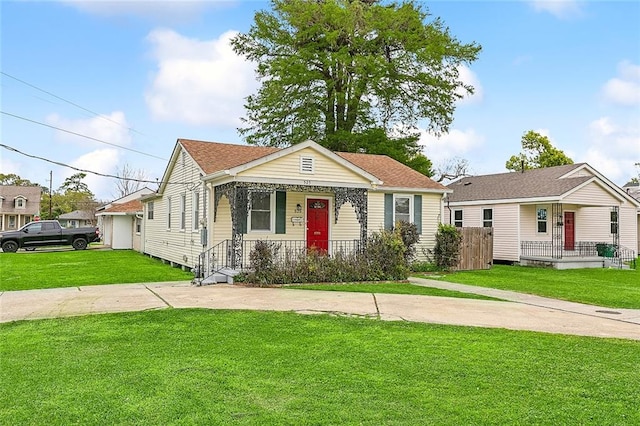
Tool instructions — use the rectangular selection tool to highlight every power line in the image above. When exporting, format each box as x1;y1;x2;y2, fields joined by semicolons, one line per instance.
1;110;167;161
0;71;146;137
0;143;195;187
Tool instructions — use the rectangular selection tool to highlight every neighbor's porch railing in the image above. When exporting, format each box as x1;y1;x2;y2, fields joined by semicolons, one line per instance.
520;241;637;269
194;239;363;281
520;241;602;258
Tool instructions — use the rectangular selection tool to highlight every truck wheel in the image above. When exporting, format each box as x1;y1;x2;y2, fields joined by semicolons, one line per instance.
72;238;88;250
1;241;19;253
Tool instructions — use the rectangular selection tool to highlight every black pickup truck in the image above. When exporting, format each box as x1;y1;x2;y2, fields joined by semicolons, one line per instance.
0;220;101;252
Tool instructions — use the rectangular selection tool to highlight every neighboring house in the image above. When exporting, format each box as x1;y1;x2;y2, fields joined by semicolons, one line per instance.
58;210;96;228
96;187;154;250
446;163;639;269
141;139;450;278
622;181;640;254
0;185;42;231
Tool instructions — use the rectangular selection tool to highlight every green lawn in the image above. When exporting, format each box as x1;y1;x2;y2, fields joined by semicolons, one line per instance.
418;264;640;309
287;282;501;301
0;249;193;291
1;309;637;425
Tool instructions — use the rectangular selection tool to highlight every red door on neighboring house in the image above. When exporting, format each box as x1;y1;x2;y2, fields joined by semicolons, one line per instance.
564;211;575;251
307;198;329;252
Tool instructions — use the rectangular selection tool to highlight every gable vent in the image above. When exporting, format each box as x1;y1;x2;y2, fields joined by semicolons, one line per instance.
300;156;315;174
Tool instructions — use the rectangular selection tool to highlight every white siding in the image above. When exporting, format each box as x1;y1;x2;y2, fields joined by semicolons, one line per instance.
620;207;638;254
564;181;620;206
143;147;204;268
239;147;368;185
493;204;520;262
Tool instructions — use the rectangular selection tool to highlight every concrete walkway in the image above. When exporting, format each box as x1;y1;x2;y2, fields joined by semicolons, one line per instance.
1;280;639;341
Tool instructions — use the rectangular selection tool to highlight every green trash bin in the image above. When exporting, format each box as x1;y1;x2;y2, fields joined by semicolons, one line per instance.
596;243;606;256
603;244;616;258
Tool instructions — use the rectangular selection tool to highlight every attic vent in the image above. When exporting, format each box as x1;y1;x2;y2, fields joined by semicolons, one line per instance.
300;156;315;174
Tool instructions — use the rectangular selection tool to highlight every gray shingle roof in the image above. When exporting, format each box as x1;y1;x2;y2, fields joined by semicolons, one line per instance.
446;163;591;202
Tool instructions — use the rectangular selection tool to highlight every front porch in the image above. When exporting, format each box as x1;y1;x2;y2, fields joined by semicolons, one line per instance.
520;241;637;270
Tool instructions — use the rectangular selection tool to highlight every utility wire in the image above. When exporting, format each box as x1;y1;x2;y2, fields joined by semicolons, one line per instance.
0;143;195;186
0;71;146;137
1;111;167;161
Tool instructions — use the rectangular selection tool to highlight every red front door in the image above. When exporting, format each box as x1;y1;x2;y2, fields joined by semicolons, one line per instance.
564;211;575;250
307;198;329;252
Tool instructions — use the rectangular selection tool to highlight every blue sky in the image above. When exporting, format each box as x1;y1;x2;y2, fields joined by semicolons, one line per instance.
1;0;639;201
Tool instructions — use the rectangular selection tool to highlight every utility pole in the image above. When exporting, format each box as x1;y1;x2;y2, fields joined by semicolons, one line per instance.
48;170;52;218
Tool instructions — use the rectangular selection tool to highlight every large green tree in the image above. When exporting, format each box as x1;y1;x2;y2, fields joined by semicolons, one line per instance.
506;131;574;171
231;0;481;162
0;173;40;186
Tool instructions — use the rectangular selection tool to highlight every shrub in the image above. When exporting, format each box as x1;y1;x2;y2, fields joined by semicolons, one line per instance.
427;224;462;271
242;230;410;285
393;221;420;262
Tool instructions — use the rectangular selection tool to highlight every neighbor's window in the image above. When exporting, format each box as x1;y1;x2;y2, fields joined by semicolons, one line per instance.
394;195;412;223
136;218;141;234
249;191;273;232
8;216;16;229
453;210;463;227
180;193;186;230
167;197;172;230
15;198;25;209
610;210;618;234
483;208;493;228
192;191;200;231
537;207;547;233
147;202;154;220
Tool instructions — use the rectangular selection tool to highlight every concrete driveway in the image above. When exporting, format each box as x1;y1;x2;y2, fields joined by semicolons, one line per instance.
2;279;639;340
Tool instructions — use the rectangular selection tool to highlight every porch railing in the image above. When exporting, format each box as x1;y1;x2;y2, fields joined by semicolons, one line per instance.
194;239;362;282
520;241;637;269
520;241;602;258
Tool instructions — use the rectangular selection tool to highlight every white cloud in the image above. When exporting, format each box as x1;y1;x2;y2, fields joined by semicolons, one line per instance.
0;157;21;175
59;0;224;23
456;65;484;105
145;29;257;127
529;0;583;19
602;61;640;107
66;149;121;201
45;111;133;148
417;128;485;163
581;117;640;183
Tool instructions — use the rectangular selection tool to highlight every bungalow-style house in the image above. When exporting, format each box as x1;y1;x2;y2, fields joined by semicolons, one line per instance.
446;163;639;269
141;139;450;281
0;185;42;231
57;210;96;228
96;187;154;250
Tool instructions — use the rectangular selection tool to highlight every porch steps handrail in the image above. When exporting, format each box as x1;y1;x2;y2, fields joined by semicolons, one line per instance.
193;239;230;285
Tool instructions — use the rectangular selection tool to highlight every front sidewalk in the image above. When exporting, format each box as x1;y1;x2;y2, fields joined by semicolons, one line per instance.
2;281;639;340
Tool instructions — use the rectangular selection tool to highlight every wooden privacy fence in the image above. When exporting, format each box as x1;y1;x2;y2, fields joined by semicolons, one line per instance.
456;227;493;271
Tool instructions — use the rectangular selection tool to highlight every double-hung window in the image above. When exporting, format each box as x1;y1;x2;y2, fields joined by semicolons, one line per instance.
167;197;172;230
393;195;412;224
483;208;493;228
453;210;463;227
180;194;186;231
249;191;273;232
537;207;547;233
147;202;154;220
192;192;200;231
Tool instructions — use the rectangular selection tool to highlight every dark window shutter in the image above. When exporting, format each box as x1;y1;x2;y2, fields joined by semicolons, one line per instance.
275;191;286;234
413;195;422;234
384;193;393;230
238;213;247;234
